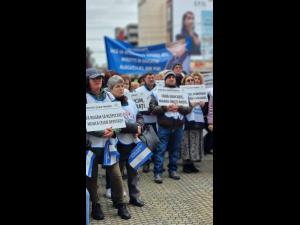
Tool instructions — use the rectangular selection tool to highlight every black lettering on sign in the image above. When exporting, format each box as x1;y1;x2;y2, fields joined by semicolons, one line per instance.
137;103;145;109
134;98;143;104
159;99;169;103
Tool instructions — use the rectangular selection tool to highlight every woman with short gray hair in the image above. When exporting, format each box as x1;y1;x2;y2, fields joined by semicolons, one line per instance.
107;75;146;207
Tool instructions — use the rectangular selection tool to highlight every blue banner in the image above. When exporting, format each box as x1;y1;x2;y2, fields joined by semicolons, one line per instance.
104;36;191;74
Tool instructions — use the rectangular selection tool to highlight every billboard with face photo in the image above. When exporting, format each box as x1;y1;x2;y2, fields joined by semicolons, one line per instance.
172;0;213;60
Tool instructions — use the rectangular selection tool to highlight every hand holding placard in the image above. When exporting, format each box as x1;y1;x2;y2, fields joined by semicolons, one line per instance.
103;127;114;138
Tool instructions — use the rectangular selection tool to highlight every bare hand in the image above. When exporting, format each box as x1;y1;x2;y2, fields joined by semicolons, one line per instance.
191;102;198;107
168;103;178;112
167;103;175;111
199;101;205;107
208;124;213;132
103;127;114;138
171;104;178;112
137;126;142;135
133;126;142;138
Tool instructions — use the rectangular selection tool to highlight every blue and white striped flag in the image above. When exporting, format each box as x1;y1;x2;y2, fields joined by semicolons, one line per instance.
86;150;96;178
128;138;153;171
103;139;120;166
86;188;90;225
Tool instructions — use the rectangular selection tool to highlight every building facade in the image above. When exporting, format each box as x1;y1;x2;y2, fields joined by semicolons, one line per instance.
138;0;170;46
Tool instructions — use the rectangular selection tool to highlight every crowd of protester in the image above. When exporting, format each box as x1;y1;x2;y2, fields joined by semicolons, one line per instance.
86;63;213;222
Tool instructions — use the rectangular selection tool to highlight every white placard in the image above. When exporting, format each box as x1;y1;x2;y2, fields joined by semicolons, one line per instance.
203;73;213;88
155;80;165;87
180;85;208;103
127;92;151;112
86;102;126;132
156;87;189;107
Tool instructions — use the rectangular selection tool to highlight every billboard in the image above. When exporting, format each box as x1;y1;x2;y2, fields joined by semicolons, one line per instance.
172;0;213;60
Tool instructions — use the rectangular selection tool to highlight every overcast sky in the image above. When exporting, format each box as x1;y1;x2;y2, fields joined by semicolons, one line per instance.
86;0;138;66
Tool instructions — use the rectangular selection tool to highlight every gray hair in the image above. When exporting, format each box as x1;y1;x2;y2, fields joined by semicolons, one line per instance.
107;75;124;90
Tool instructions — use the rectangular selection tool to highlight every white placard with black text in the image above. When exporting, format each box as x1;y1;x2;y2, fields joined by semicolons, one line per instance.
127;92;151;112
155;80;165;88
86;102;126;132
180;85;208;103
156;87;189;107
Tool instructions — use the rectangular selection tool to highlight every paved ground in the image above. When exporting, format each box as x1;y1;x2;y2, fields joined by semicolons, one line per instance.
90;154;213;225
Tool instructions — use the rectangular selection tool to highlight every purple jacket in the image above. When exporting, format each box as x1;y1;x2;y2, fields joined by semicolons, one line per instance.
207;96;213;124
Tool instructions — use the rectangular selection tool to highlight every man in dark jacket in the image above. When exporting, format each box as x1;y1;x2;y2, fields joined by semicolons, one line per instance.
149;70;192;183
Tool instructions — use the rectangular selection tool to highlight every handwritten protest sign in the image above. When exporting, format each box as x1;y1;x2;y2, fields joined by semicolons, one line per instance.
86;102;126;132
156;87;189;107
127;92;151;112
180;85;208;103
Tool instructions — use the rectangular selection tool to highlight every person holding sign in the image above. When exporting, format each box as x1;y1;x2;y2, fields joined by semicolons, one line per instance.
135;72;158;173
180;75;206;173
192;72;205;85
107;75;146;208
149;70;192;184
85;68;131;220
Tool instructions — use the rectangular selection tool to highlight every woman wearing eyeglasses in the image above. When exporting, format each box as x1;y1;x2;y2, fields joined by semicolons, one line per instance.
180;75;206;173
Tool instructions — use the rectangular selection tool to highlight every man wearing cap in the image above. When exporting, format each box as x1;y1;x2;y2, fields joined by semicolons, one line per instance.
149;70;192;183
86;68;131;220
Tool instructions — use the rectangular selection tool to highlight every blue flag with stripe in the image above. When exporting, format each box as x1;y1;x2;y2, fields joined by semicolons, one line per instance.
103;139;120;166
86;150;96;178
128;139;153;171
86;189;90;225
